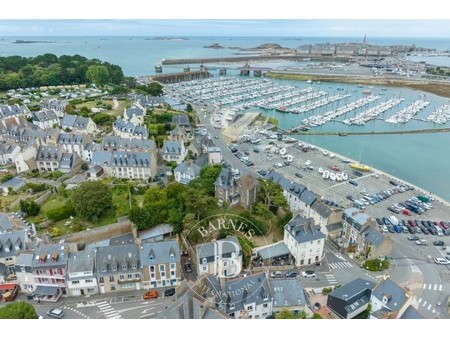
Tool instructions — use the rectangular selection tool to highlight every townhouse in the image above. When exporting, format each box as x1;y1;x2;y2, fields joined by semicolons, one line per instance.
61;114;97;134
123;106;145;126
215;168;258;209
174;161;201;185
67;249;98;296
162;140;186;165
0;104;31;119
113;118;148;139
31;110;60;130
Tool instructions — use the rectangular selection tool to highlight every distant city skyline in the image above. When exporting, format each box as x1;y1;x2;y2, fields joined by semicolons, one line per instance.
0;20;449;37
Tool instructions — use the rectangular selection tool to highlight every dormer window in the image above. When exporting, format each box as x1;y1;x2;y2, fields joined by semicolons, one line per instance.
132;263;137;269
202;258;207;265
112;265;117;272
122;263;127;271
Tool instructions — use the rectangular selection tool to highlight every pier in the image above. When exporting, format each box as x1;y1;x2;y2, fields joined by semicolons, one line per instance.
151;71;212;84
286;127;450;136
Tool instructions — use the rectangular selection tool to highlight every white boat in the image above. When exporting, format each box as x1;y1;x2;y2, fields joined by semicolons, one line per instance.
342;172;348;180
330;172;336;181
279;148;287;155
305;160;311;166
336;173;342;181
286;154;293;162
323;150;328;156
329;153;335;158
306;79;312;84
318;167;324;174
323;170;329;179
251;138;261;144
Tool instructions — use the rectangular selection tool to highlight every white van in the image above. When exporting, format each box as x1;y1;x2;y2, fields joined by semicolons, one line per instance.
389;216;399;226
270;271;283;278
435;226;443;237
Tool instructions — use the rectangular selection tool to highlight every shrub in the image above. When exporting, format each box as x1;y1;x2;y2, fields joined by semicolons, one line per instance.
19;199;40;216
46;203;75;222
363;259;390;271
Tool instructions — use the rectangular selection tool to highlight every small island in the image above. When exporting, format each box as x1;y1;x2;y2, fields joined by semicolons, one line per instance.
203;43;225;49
13;39;54;44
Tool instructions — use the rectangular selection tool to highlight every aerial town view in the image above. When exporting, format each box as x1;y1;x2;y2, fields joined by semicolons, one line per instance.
0;16;449;324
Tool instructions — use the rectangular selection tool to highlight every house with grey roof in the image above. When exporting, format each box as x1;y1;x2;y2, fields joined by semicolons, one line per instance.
67;249;98;296
284;214;325;267
162;140;186;165
95;244;141;295
208;147;222;165
91;150;155;180
31;243;71;301
342;208;392;259
113;118;148;139
264;171;316;214
0;177;26;195
14;253;36;293
172;114;191;128
61;114;97;134
204;272;272;319
123;105;145;126
270;278;308;315
310;200;343;236
0;229;27;272
101;135;155;152
169;125;192;143
174;161;201;185
327;278;376;318
140;240;181;289
134;94;163;109
138;224;174;243
0;104;31;119
196;236;243;278
57;132;90;159
31;110;60;130
215;168;258;209
252;241;292;267
370;278;416;319
36;145;79;172
0;143;20;165
42;99;68;116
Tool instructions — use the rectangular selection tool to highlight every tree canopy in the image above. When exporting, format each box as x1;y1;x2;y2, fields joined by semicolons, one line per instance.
136;82;163;96
258;178;288;209
0;54;124;90
71;181;113;221
0;302;38;319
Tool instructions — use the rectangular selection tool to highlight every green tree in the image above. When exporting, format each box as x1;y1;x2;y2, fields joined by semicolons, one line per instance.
275;309;306;319
0;301;38;319
186;103;193;112
183;186;216;221
71;181;112;221
188;164;222;196
80;163;89;171
312;313;323;319
19;199;41;216
86;65;110;86
258;178;288;209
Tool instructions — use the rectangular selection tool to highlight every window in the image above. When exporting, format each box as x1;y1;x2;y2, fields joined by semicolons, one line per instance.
99;277;104;283
159;265;165;272
109;275;114;282
263;303;268;308
170;271;175;276
247;306;253;311
85;279;93;283
150;273;155;279
72;280;80;285
170;263;175;270
150;266;155;272
120;275;124;280
110;284;116;291
135;274;140;279
127;274;132;279
202;266;207;271
161;272;165;278
202;258;207;265
132;263;137;269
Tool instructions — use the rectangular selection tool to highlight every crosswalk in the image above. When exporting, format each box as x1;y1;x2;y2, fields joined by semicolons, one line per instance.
422;283;443;291
325;274;338;285
417;298;437;314
329;261;353;270
96;301;122;319
62;306;91;319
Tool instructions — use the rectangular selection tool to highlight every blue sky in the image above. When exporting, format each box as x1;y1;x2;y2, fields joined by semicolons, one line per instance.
0;20;449;37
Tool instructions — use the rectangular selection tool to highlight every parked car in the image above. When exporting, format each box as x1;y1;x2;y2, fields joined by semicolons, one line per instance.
408;235;420;241
434;257;450;265
164;288;175;297
285;271;298;278
433;240;445;246
143;291;158;300
301;270;316;278
376;218;383;225
47;308;65;319
295;173;303;178
415;239;428;245
270;271;283;278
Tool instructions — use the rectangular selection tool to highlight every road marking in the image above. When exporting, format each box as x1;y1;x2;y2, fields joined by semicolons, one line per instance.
329;281;338;285
432;309;436;314
428;284;432;290
439;285;443;291
422;301;427;307
418;298;422;304
427;304;432;310
325;274;335;277
434;284;438;291
423;284;426;289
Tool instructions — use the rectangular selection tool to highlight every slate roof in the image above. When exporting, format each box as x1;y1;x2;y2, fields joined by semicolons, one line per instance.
329;278;376;300
299;189;317;206
113;118;148;138
138;224;174;243
0;177;26;191
196;236;242;263
32;243;70;269
91;150;151;168
0;104;30;118
174;162;201;180
206;272;270;314
362;226;385;247
42;99;68;110
139;240;180;266
371;278;410;312
264;171;307;198
95;244;140;277
311;200;334;218
284;214;325;244
163;140;183;155
256;241;290;260
101;136;154;151
343;208;371;232
0;229;26;258
400;305;425;319
0;213;14;232
61;114;92;129
36;146;62;162
270;279;307;308
32;110;58;123
172;114;190;127
67;249;95;274
57;132;85;145
124;106;144;119
215;168;235;189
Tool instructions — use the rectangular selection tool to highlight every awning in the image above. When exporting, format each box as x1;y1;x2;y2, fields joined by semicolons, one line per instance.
256;242;291;260
0;283;17;291
34;286;59;296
